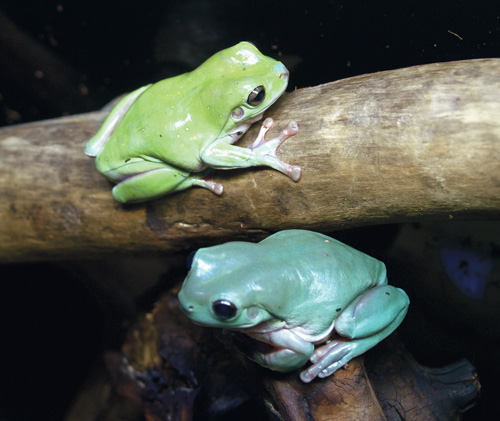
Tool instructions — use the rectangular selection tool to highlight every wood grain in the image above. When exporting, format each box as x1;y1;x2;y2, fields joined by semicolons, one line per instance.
1;59;499;262
100;289;480;420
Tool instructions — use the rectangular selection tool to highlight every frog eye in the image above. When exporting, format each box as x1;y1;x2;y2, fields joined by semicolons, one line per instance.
212;300;237;320
247;86;265;106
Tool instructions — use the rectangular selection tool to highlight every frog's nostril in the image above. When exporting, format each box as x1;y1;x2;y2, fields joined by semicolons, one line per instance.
279;72;289;79
178;298;194;314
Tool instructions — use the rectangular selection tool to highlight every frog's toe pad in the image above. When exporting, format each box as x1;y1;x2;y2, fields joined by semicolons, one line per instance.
289;164;302;181
317;362;342;378
211;182;224;195
283;120;300;138
193;178;224;195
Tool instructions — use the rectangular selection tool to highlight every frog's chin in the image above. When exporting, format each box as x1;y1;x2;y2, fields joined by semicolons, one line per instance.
219;319;265;330
189;319;261;329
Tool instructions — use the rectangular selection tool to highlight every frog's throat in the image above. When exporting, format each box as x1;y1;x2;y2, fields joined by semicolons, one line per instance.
295;321;337;345
239;318;336;346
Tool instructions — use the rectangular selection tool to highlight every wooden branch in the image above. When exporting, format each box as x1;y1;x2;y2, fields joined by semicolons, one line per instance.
102;288;480;420
1;59;499;262
262;358;386;420
365;338;480;420
263;336;480;420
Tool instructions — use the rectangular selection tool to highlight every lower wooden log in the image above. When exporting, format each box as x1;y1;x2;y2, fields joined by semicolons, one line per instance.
365;336;480;420
262;358;386;421
104;290;258;420
103;288;480;420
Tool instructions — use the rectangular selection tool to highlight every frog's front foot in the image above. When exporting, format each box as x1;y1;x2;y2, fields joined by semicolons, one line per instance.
248;117;302;181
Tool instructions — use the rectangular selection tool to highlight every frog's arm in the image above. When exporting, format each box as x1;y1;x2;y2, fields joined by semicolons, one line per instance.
201;118;301;181
248;328;315;373
84;85;151;157
300;285;409;383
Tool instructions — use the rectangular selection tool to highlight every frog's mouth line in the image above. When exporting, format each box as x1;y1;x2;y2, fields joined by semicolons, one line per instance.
231;331;280;356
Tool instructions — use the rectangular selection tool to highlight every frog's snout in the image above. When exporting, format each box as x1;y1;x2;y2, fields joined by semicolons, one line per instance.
274;62;289;80
178;293;194;316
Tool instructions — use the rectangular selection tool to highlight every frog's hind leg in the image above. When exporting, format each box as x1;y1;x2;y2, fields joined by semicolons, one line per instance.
85;85;150;157
300;285;409;383
188;171;224;195
111;167;222;204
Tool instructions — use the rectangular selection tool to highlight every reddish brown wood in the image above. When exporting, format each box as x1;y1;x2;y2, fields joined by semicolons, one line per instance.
262;358;386;421
102;289;480;420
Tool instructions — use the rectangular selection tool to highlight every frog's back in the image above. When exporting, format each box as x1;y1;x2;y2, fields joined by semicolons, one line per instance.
96;74;220;173
205;230;386;304
185;230;387;340
240;230;386;339
259;230;387;304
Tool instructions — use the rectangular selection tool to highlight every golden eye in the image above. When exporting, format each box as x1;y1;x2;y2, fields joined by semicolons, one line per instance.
247;85;265;106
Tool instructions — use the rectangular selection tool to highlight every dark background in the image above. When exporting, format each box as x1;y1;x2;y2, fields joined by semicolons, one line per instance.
1;0;500;126
1;1;499;419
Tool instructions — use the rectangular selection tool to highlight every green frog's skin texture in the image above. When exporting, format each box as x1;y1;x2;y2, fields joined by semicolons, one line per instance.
85;42;301;203
178;230;409;383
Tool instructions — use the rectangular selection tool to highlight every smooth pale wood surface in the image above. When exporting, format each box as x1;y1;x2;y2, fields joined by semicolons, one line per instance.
1;59;499;262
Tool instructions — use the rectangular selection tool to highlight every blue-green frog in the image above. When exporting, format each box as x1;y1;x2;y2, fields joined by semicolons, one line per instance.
178;230;409;383
85;41;300;203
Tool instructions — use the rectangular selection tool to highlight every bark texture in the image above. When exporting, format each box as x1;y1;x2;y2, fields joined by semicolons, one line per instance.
1;59;499;262
102;289;480;420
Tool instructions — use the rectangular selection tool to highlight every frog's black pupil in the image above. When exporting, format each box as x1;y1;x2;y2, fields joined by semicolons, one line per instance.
254;89;265;102
212;300;237;320
248;86;265;105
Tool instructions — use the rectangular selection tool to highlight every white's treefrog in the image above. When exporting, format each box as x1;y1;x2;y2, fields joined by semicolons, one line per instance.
85;42;300;203
178;230;409;383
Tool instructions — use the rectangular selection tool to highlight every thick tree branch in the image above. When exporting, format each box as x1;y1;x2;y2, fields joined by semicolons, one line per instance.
1;59;499;262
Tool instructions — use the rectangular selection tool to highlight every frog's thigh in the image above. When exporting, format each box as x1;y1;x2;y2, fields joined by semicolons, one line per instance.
302;288;409;382
302;309;409;382
335;285;409;339
111;166;192;203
